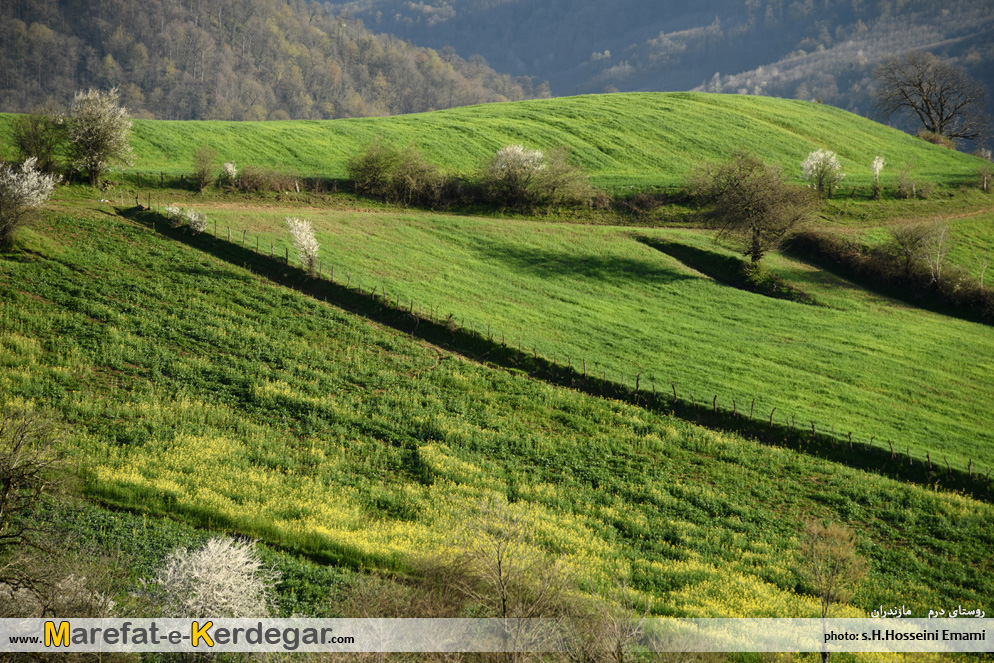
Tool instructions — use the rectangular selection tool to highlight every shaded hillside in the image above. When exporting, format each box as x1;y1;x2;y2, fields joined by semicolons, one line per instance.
0;0;539;120
329;0;994;127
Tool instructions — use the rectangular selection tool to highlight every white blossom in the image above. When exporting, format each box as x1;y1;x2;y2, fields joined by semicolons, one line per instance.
0;157;58;246
163;205;183;228
221;162;238;182
490;145;545;175
285;216;320;273
185;209;208;234
801;149;845;197
872;156;885;181
154;537;278;618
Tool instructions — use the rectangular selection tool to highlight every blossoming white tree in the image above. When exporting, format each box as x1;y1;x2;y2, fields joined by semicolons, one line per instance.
155;537;278;618
0;157;58;248
63;88;133;186
484;144;546;209
801;149;845;198
285;216;320;274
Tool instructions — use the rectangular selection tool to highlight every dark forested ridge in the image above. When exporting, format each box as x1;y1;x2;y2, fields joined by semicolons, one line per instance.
0;0;540;120
328;0;994;122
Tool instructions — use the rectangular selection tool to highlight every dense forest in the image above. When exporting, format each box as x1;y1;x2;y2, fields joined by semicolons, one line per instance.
329;0;994;121
0;0;541;120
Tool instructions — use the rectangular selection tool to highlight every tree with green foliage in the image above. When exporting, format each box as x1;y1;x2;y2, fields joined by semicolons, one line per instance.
63;88;133;186
691;151;817;264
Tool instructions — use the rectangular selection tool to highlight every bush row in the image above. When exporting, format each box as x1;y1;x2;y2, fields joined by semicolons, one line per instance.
785;229;994;323
347;141;604;212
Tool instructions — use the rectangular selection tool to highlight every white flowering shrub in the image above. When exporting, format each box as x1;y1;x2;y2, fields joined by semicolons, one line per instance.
154;537;278;618
483;144;594;210
221;161;238;186
0;157;58;247
185;209;208;234
285;216;320;274
163;205;184;228
801;149;845;198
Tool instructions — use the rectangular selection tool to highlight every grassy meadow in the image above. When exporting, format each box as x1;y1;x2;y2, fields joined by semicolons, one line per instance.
183;203;994;472
2;92;994;648
2;206;993;623
3;92;987;191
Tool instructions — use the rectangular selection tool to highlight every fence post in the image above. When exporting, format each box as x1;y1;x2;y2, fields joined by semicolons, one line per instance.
750;398;755;419
769;408;776;428
712;395;717;414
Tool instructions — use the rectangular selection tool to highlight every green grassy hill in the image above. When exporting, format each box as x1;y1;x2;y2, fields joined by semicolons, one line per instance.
3;92;983;191
191;204;994;472
2;203;992;623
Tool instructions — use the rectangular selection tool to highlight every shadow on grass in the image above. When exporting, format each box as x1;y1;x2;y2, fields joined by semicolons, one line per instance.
126;207;993;503
463;236;698;285
636;236;822;306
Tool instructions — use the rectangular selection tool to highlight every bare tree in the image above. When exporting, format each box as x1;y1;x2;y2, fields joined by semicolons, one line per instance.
798;521;867;663
690;151;817;264
874;51;990;141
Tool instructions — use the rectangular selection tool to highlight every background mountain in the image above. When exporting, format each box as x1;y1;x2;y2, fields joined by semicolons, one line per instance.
326;0;994;125
0;0;540;120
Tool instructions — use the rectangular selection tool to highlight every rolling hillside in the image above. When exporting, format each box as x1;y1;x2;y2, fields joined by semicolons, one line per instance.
79;92;992;191
2;203;992;623
2;92;993;637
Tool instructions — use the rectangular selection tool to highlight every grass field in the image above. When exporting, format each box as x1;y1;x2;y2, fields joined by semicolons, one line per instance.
2;205;992;623
181;202;994;472
3;92;987;191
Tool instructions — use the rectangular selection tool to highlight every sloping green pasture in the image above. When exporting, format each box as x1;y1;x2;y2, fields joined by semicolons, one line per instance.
2;207;992;621
196;204;994;471
4;93;985;191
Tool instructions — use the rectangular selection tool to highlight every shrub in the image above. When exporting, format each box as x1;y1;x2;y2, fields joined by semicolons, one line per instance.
916;129;955;149
237;165;298;193
184;209;208;234
220;161;238;187
483;144;546;210
482;144;594;210
62;88;133;186
0;157;59;248
192;145;218;192
285;216;319;274
9;109;65;175
801;149;845;198
347;141;444;207
154;537;278;618
162;205;184;228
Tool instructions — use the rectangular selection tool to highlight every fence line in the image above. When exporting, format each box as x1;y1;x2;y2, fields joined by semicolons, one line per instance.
138;203;992;495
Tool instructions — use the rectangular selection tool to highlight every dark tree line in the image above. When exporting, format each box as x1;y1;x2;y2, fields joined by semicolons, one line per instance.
0;0;541;120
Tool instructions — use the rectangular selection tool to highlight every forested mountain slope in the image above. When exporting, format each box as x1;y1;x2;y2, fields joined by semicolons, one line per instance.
329;0;994;122
0;0;539;120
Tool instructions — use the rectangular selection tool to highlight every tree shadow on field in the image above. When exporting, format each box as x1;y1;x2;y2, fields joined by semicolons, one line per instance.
462;235;697;286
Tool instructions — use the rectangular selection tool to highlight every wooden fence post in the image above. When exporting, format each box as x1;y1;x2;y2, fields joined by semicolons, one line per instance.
769;408;776;428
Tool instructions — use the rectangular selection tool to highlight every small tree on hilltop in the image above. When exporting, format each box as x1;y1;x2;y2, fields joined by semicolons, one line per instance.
802;149;845;198
63;88;133;186
691;151;817;264
0;157;58;248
